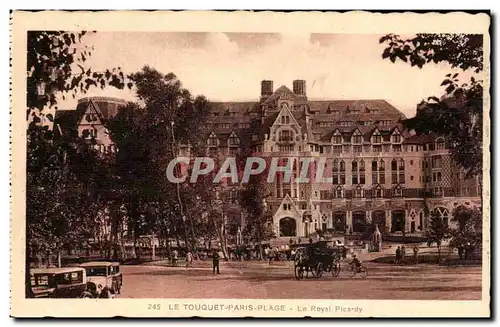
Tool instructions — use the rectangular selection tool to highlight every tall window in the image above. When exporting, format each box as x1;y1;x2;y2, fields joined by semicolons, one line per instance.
372;131;382;144
353;145;363;153
352;130;363;144
432;156;442;168
332;134;342;144
281;115;290;124
321;214;328;232
332;159;346;185
391;158;405;184
279;129;293;142
228;134;239;145
208;136;218;146
392;129;402;143
372;159;385;184
436;138;445;150
352;160;365;185
332;145;342;154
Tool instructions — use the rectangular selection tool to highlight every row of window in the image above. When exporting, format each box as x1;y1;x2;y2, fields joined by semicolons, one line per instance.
318;120;381;128
274;186;475;200
331;159;404;185
331;131;401;145
210;122;251;129
207;135;240;146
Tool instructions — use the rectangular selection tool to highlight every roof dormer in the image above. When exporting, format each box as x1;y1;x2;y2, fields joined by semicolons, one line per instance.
391;127;403;143
207;131;219;147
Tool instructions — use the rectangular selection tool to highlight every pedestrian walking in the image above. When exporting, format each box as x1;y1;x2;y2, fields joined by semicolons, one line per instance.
458;245;465;260
413;245;419;264
268;247;275;266
172;249;179;267
185;251;193;270
395;246;402;264
401;245;406;264
212;249;220;274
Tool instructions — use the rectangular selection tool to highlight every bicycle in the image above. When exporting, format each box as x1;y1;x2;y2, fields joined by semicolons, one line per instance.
349;263;368;278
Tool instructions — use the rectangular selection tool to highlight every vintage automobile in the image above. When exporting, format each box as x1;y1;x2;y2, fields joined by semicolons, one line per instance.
30;267;93;298
80;261;122;298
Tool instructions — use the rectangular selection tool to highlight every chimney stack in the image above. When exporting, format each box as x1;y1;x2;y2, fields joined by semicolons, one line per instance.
261;80;273;96
293;80;306;97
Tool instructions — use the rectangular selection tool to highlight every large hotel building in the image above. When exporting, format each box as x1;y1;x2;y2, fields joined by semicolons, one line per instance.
56;80;482;241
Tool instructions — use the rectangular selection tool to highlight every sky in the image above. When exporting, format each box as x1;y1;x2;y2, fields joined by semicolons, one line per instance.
55;32;479;118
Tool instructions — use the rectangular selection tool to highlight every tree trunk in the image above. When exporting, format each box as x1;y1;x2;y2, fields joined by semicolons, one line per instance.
211;215;229;260
57;250;62;268
132;236;139;260
437;245;441;263
47;252;53;268
25;241;34;298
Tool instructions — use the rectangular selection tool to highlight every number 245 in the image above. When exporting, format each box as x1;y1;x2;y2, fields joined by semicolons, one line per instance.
148;304;161;310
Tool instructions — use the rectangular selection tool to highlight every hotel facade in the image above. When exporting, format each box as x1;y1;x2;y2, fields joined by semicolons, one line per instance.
55;80;482;241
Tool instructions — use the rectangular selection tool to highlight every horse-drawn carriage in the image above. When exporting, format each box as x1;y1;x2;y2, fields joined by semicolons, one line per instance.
293;242;342;280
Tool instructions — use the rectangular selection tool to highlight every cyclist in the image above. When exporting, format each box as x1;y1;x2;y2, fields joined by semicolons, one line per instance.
350;253;362;272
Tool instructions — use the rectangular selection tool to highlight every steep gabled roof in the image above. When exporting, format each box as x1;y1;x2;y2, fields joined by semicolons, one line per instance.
262;85;304;106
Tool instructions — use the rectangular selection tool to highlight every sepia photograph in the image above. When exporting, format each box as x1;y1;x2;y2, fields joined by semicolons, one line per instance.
10;10;490;318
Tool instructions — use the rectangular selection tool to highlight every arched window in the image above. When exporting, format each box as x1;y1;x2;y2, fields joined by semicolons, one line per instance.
436;137;445;150
279;217;296;237
352;211;366;233
433;207;450;226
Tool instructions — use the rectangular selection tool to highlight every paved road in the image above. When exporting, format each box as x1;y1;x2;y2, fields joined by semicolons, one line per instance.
118;261;482;300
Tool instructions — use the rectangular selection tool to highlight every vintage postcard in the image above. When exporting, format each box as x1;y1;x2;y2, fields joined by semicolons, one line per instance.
10;10;490;318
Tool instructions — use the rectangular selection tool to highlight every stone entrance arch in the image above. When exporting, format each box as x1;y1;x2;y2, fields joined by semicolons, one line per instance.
352;211;367;233
332;211;346;233
372;210;386;231
279;217;297;237
391;210;405;232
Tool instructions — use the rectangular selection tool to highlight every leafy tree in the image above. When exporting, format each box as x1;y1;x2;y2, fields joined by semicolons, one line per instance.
107;66;213;257
239;174;275;259
380;34;483;72
426;213;451;262
380;34;484;177
449;205;482;259
25;31;130;297
27;31;130;117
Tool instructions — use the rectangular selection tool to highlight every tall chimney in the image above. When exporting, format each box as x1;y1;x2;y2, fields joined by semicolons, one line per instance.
293;80;306;96
261;80;273;96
